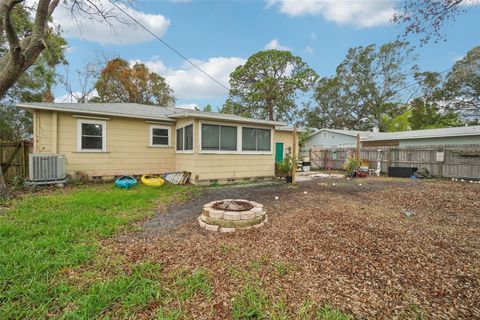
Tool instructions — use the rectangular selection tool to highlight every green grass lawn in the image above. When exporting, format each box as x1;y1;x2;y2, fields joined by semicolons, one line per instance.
0;183;194;319
0;183;350;319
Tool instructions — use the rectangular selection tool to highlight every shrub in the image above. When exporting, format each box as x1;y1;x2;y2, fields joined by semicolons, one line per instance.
277;156;293;177
343;158;360;176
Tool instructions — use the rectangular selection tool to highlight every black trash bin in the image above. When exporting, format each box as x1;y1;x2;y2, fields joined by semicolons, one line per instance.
388;167;418;178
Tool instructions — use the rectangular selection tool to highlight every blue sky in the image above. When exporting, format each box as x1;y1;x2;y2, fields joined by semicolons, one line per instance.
53;0;480;110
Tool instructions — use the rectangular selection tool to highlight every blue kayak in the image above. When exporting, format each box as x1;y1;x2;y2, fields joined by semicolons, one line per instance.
114;176;137;189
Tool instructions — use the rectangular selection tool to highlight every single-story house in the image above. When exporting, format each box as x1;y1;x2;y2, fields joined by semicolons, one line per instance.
304;129;367;149
18;103;298;184
361;126;480;147
305;126;480;149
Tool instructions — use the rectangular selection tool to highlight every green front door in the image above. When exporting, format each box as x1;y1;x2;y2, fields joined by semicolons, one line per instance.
275;143;284;163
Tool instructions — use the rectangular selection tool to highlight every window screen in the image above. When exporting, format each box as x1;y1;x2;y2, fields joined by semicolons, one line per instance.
257;129;271;151
201;124;220;150
201;124;237;151
220;126;237;150
184;124;193;150
242;127;256;151
176;127;183;150
242;127;271;152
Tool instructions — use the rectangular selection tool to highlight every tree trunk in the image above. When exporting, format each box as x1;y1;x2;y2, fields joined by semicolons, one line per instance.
266;98;274;121
0;168;11;200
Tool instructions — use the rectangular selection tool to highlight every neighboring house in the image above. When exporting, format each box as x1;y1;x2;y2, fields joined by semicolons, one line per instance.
18;103;297;184
361;126;480;147
305;126;480;150
304;129;366;149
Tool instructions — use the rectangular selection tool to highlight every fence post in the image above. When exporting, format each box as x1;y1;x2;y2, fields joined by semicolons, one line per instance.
21;141;26;177
356;134;361;160
291;126;297;184
309;148;312;168
387;148;392;175
438;147;444;179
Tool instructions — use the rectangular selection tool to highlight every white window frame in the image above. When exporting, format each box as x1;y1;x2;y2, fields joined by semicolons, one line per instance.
149;125;171;147
199;120;273;155
175;122;194;153
77;119;107;152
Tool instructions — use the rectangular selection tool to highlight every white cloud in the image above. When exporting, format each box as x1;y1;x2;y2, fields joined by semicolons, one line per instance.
464;0;480;6
54;90;98;103
131;57;246;99
264;39;291;51
304;46;314;54
54;93;78;103
310;32;317;41
51;0;170;44
266;0;395;28
176;103;199;110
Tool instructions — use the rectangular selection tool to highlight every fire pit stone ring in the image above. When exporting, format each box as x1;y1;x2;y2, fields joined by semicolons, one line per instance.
199;199;267;232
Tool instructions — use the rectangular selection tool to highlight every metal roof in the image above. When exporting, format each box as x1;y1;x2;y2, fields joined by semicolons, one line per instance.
363;125;480;141
308;128;372;138
17;103;286;126
309;126;480;141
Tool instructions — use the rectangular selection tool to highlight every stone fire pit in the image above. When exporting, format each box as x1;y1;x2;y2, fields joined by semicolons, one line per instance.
198;199;267;232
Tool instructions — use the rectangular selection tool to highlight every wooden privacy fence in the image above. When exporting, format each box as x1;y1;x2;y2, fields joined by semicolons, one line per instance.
0;141;32;182
310;144;480;179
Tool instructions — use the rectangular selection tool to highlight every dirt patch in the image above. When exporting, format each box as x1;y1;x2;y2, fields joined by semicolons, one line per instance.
105;178;480;319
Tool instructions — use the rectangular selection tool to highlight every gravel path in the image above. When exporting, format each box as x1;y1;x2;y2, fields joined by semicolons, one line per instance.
142;181;293;235
141;178;418;236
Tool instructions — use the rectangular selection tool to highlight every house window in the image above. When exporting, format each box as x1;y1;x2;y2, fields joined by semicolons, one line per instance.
176;124;193;151
201;124;237;151
242;127;271;152
77;119;106;152
150;125;170;147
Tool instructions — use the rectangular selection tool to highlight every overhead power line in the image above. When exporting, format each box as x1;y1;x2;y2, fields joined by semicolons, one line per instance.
107;0;230;92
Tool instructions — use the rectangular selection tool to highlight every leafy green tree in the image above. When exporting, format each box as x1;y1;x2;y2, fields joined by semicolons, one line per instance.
223;50;317;122
306;41;416;131
442;46;480;120
383;110;412;132
408;71;461;129
1;3;67;141
409;100;461;129
203;104;212;112
304;77;354;129
95;58;175;106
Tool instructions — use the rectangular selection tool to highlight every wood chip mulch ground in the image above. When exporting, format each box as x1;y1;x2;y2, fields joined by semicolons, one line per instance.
103;178;480;319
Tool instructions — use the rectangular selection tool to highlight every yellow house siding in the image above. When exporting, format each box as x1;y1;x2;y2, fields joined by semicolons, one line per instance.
36;110;176;177
192;120;276;183
32;108;283;183
194;154;274;181
34;110;53;153
174;118;197;178
274;130;296;159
